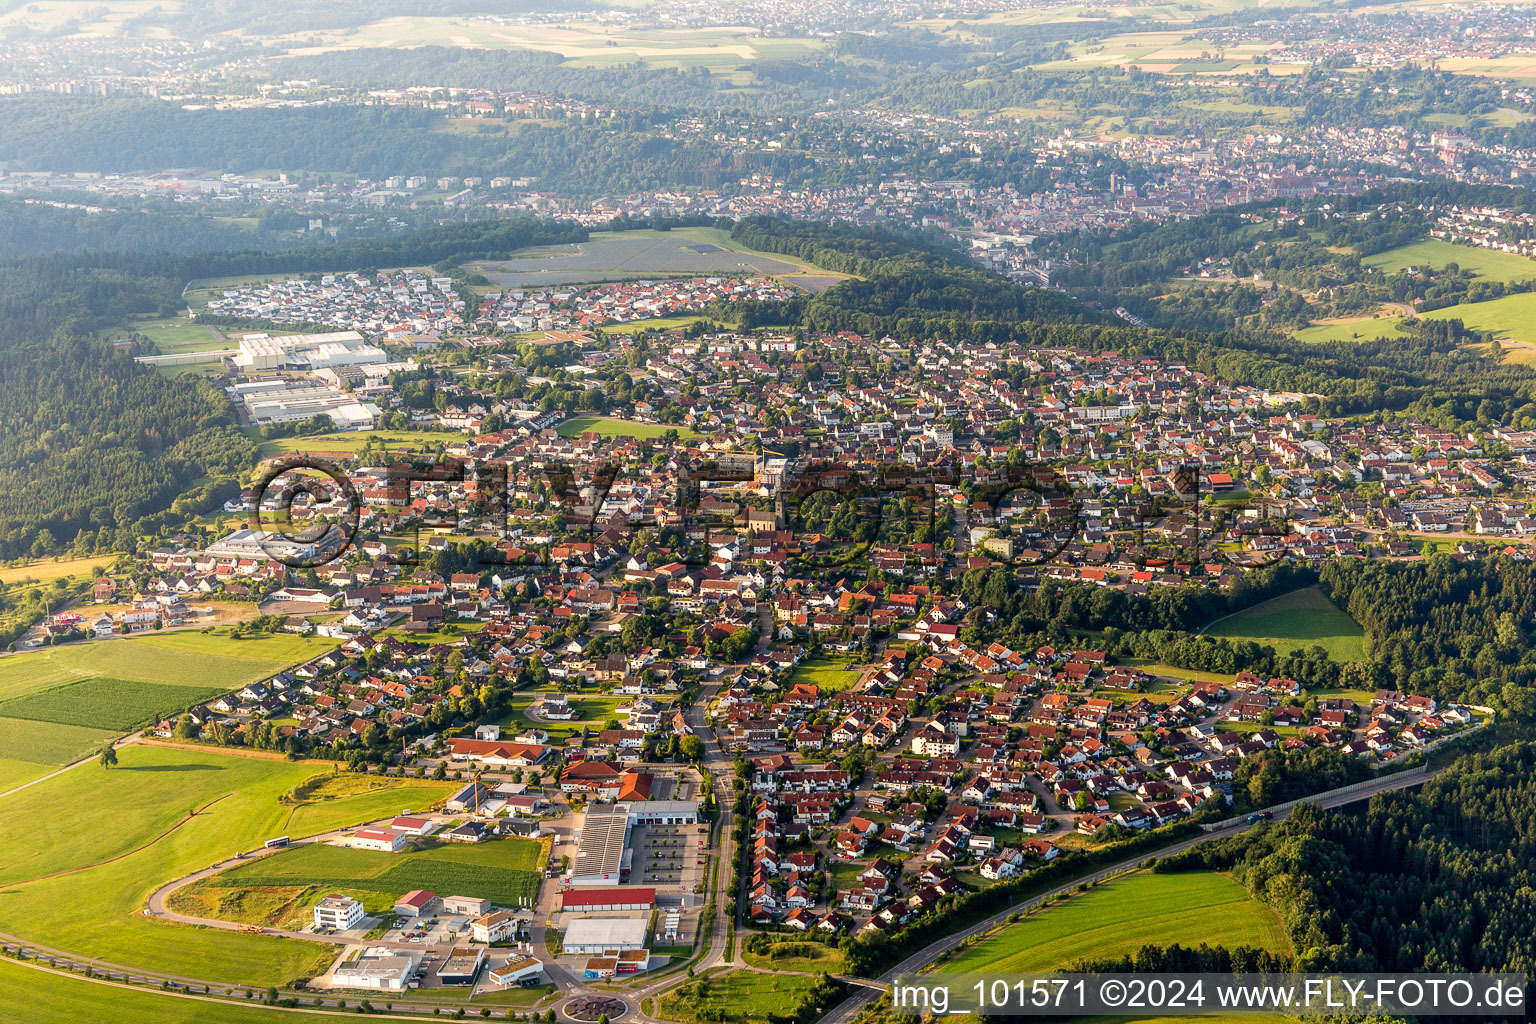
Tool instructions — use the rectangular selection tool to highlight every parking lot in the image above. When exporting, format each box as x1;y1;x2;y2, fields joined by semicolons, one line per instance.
628;822;709;898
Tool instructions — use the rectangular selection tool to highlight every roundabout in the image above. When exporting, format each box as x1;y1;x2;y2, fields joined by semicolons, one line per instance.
563;994;630;1021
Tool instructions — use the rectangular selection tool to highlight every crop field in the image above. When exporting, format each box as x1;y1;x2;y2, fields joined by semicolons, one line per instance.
1203;587;1366;661
469;227;840;288
0;632;334;704
0;678;219;731
0;554;119;586
786;655;864;694
0;743;455;984
940;871;1288;974
556;416;695;439
0;716;120;765
270;17;825;68
213;836;545;907
1364;238;1536;282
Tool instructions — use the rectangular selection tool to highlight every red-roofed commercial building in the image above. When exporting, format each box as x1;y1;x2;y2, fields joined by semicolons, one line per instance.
559;887;657;913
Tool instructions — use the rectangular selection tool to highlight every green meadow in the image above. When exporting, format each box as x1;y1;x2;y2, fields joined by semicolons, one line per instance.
938;871;1288;973
1203;588;1366;661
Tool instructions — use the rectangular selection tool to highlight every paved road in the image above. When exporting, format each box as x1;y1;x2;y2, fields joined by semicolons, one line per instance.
817;765;1443;1024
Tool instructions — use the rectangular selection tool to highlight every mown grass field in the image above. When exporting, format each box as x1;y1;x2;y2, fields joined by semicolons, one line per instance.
0;755;51;792
939;871;1289;974
0;678;218;731
0;744;454;984
786;655;864;694
1203;587;1366;661
213;835;545;907
740;939;844;973
489;690;629;742
556;416;696;439
1364;238;1536;283
1291;313;1410;345
252;428;458;458
0;956;284;1024
657;969;824;1024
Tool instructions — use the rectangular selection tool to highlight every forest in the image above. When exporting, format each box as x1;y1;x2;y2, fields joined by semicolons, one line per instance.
1159;741;1536;976
0;216;584;561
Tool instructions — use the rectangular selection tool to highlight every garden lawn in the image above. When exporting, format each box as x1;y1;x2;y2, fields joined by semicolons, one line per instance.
0;678;217;731
0;744;455;985
786;655;864;694
939;871;1288;974
213;835;545;907
1202;588;1366;661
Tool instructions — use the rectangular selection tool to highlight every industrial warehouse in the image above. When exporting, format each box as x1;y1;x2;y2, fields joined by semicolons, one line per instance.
569;801;699;886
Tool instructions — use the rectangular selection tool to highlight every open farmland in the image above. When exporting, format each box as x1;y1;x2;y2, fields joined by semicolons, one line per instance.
939;871;1288;973
0;631;335;703
1363;238;1536;283
469;228;843;289
1202;587;1366;661
0;716;121;765
0;744;454;984
0;678;218;731
0;554;119;586
213;835;545;907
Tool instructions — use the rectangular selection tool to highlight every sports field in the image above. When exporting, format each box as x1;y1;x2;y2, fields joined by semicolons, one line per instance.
1363;239;1536;283
0;744;455;984
1203;587;1366;661
470;227;848;289
212;835;545;907
939;871;1289;973
556;416;696;439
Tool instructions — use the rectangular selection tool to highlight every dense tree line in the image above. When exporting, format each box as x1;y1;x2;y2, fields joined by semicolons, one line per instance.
1159;741;1536;976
